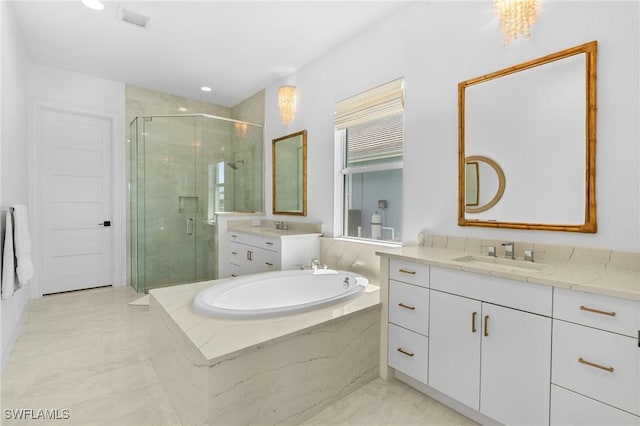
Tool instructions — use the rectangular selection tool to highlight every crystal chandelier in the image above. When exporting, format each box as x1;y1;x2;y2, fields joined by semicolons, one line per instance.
278;86;296;126
494;0;539;45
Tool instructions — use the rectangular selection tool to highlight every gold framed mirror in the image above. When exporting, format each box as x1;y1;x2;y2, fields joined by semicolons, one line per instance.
458;41;597;232
272;130;307;216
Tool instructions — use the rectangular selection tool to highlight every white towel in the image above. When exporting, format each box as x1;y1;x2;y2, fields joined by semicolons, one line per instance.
2;212;16;299
11;205;34;285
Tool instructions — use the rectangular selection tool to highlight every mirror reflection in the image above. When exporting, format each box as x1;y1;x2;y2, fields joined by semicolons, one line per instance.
272;130;307;216
465;156;505;214
458;41;597;232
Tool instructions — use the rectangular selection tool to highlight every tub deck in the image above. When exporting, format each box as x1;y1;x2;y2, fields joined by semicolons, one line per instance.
149;277;381;425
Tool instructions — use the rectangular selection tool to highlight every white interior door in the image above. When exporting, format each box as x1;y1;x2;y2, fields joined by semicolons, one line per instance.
40;108;112;294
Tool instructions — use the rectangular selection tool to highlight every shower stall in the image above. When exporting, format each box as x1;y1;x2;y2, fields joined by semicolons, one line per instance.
130;115;263;293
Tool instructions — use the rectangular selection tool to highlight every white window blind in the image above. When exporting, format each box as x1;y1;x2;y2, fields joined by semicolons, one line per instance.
334;78;404;129
346;113;403;165
335;78;404;166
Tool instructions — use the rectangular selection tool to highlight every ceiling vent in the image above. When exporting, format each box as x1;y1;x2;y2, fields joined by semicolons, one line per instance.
118;7;150;29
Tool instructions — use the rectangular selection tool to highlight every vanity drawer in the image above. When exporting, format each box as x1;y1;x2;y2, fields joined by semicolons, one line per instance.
241;233;281;252
389;259;429;287
389;280;429;336
552;319;639;415
553;287;640;338
229;262;241;277
230;242;243;262
430;266;552;316
388;323;428;383
550;385;639;426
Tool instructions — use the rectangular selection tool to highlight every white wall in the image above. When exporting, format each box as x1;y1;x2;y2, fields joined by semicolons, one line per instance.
264;1;639;252
1;0;31;370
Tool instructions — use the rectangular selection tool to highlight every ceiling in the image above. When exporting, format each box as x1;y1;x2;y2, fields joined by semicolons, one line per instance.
11;1;410;107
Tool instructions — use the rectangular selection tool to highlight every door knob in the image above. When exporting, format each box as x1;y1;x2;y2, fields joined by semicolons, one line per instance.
99;221;111;227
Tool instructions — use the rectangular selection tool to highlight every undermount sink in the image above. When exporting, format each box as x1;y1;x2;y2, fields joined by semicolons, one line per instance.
452;255;548;274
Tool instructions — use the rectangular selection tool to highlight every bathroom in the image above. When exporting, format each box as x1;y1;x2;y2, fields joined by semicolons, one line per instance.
1;1;638;425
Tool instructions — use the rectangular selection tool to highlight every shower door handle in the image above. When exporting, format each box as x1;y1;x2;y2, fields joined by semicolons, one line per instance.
186;218;194;236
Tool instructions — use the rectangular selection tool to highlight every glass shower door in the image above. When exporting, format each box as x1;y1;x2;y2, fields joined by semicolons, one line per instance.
139;116;199;290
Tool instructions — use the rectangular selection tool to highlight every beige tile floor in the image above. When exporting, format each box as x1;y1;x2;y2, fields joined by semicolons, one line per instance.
1;286;476;426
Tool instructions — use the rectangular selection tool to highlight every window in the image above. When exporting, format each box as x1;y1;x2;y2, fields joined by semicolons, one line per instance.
335;79;404;243
208;162;225;216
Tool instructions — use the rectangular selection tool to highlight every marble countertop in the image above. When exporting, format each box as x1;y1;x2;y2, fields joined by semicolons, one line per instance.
228;220;322;238
149;279;380;364
376;245;640;301
230;227;322;238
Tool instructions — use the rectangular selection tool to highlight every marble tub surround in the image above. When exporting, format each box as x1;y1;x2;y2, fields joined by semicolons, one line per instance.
320;237;397;285
378;234;640;300
149;278;381;425
228;218;322;236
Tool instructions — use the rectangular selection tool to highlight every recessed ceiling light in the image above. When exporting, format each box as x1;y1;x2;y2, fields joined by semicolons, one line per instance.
200;86;212;92
82;0;105;11
178;107;187;112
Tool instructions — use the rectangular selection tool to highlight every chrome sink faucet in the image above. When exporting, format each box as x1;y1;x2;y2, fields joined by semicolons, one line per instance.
502;242;515;259
311;259;320;271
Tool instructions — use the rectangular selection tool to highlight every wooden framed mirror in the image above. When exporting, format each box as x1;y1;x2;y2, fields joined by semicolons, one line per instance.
458;41;597;232
272;130;307;216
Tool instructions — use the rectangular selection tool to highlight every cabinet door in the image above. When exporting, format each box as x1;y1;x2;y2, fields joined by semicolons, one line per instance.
252;247;279;273
232;244;261;275
480;303;552;426
428;290;482;410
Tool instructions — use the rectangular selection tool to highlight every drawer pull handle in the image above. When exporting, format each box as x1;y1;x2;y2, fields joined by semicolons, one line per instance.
578;357;614;373
265;241;274;245
397;347;414;357
579;305;616;317
484;315;489;337
231;251;238;255
471;311;477;333
398;303;416;311
265;262;274;266
398;269;416;275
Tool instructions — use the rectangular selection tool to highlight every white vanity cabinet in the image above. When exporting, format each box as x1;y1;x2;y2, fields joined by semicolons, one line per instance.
550;287;640;425
387;259;430;383
228;231;319;277
428;267;552;426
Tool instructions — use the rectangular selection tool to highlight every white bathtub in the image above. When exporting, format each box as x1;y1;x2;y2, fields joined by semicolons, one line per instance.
192;269;368;319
